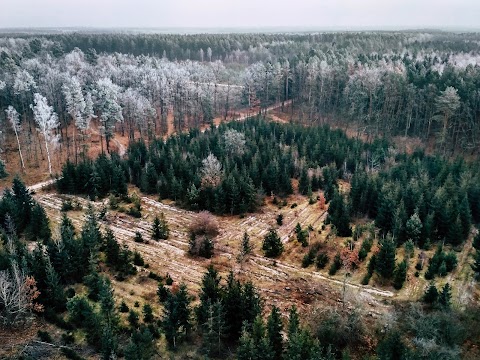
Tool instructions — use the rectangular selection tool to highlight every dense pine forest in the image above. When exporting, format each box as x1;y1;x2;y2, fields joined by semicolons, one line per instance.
0;30;480;360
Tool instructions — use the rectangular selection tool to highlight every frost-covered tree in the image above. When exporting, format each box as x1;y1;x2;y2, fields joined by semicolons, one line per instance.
94;77;123;153
5;106;25;170
62;77;86;162
223;129;246;156
31;93;59;174
432;86;460;147
201;153;223;188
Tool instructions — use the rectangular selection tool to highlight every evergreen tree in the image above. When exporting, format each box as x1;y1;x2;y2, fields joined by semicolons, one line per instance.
101;323;117;360
392;201;407;244
44;256;67;311
142;304;154;323
104;227;120;268
473;233;480;251
472;249;480;280
196;265;223;326
124;327;155;360
299;168;310;195
262;229;284;258
224;272;243;340
376;235;396;279
151;213;169;240
439;283;452;309
327;190;352;237
241;231;252;257
287;305;300;338
202;300;226;358
392;260;408;290
162;283;192;349
134;231;144;243
151;216;161;240
128;310;140;328
423;283;439;305
406;212;422;246
376;331;407;360
28;203;51;243
266;306;283;359
12;177;33;233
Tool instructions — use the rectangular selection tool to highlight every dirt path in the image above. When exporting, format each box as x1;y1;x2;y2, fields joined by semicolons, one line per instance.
28;179;57;192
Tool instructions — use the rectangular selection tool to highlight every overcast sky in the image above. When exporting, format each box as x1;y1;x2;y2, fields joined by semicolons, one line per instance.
1;0;479;30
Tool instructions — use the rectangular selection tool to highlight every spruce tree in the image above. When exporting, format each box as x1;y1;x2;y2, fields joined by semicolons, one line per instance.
392;260;408;289
327;190;352;237
196;265;223;326
151;216;162;240
439;283;452;309
423;283;439;305
162;283;192;349
202;300;226;358
156;212;169;240
472;249;480;279
224;272;243;340
266;306;283;359
287;305;300;338
262;229;284;258
241;231;252;257
143;304;154;323
104;227;120;268
44;256;67;311
376;235;396;279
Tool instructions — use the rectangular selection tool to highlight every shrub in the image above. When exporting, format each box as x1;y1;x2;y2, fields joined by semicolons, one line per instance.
328;254;342;275
315;253;330;269
276;214;283;226
189;211;219;237
38;330;53;343
120;301;129;313
133;251;145;266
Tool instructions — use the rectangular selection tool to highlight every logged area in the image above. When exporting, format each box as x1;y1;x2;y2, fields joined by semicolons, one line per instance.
0;30;480;360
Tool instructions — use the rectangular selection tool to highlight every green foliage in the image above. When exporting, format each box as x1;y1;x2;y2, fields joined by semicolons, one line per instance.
376;235;396;279
142;304;154;323
424;283;439;305
439;283;452;309
276;214;284;226
134;231;144;243
266;306;283;359
327;190;352;237
328;254;342;276
196;265;223;327
315;252;329;269
151;213;169;240
295;223;309;247
162;283;192;349
393;260;408;290
262;229;284;258
376;331;408;360
425;246;457;280
241;231;252;257
119;301;129;313
472;249;480;280
124;327;155;360
128;310;140;329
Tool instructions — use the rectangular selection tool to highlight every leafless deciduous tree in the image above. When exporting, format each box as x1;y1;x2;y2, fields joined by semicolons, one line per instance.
31;93;59;174
200;153;223;188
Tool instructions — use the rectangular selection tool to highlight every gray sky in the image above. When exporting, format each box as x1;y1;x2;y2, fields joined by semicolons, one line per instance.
1;0;479;30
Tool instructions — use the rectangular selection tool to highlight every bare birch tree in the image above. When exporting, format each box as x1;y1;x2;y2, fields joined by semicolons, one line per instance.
31;93;59;175
5;106;25;170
